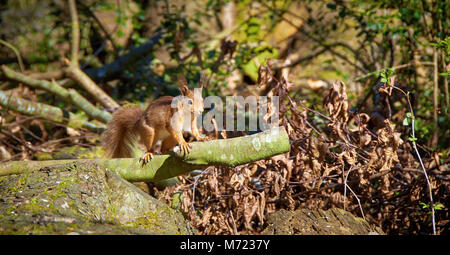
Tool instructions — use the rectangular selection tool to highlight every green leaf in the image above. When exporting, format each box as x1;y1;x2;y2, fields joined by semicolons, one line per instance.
419;202;429;209
408;136;417;142
434;203;444;210
402;118;409;126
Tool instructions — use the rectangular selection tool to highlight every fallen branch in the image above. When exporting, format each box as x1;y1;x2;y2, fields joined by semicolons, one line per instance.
0;90;105;133
1;65;112;123
0;127;290;183
64;65;119;110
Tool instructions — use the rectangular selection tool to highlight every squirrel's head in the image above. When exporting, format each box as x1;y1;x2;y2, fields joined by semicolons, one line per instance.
178;74;205;115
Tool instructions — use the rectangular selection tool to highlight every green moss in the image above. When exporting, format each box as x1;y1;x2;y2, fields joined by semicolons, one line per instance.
0;175;8;186
94;147;106;158
7;172;31;194
171;192;182;210
20;198;47;214
105;203;118;222
103;179;119;222
128;211;163;233
50;177;75;199
5;205;18;216
0;160;193;235
35;152;53;161
68;146;79;154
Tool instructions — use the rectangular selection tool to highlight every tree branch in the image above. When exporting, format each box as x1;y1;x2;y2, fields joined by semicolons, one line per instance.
84;31;163;82
23;31;163;86
64;65;119;110
0;127;290;182
0;90;105;132
1;65;112;123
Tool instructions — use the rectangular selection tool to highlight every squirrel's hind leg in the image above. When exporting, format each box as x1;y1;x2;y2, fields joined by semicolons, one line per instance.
137;119;156;165
161;136;178;153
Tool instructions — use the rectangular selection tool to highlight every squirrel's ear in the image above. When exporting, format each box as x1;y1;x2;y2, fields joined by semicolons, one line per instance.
199;72;207;89
179;86;189;96
178;74;189;95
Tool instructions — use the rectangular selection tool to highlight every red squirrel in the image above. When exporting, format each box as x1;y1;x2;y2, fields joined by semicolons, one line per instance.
101;74;208;164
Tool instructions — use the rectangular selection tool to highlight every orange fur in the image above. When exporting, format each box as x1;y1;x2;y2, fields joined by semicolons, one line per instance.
101;105;143;158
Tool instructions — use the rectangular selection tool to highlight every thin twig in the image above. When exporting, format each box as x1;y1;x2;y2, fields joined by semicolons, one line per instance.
343;165;347;211
229;211;238;235
343;166;365;220
77;0;119;57
441;50;449;108
0;39;25;72
191;167;213;210
68;0;80;67
387;82;436;235
354;62;434;82
431;49;439;148
345;181;366;220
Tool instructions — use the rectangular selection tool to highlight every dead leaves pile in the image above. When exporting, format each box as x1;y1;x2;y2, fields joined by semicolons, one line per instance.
161;69;448;235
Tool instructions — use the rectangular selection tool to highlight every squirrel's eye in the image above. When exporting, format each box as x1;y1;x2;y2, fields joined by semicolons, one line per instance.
188;99;193;105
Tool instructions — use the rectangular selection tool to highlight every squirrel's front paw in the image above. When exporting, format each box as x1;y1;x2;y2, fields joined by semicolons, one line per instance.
195;134;209;141
179;141;192;155
139;151;153;166
199;135;210;141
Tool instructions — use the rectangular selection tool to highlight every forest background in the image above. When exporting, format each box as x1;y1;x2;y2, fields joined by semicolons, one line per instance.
0;0;448;235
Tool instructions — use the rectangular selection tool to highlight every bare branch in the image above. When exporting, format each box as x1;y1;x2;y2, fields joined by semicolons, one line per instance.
1;65;112;123
0;90;105;132
65;65;119;110
0;39;25;72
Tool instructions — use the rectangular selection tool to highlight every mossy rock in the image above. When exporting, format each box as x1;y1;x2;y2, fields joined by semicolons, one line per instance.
0;162;195;235
262;208;384;235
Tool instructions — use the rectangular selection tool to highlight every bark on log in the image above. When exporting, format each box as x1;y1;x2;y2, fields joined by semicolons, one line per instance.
0;127;290;182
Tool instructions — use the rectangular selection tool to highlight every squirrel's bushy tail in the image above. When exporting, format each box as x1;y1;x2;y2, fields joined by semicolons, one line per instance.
101;106;143;158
